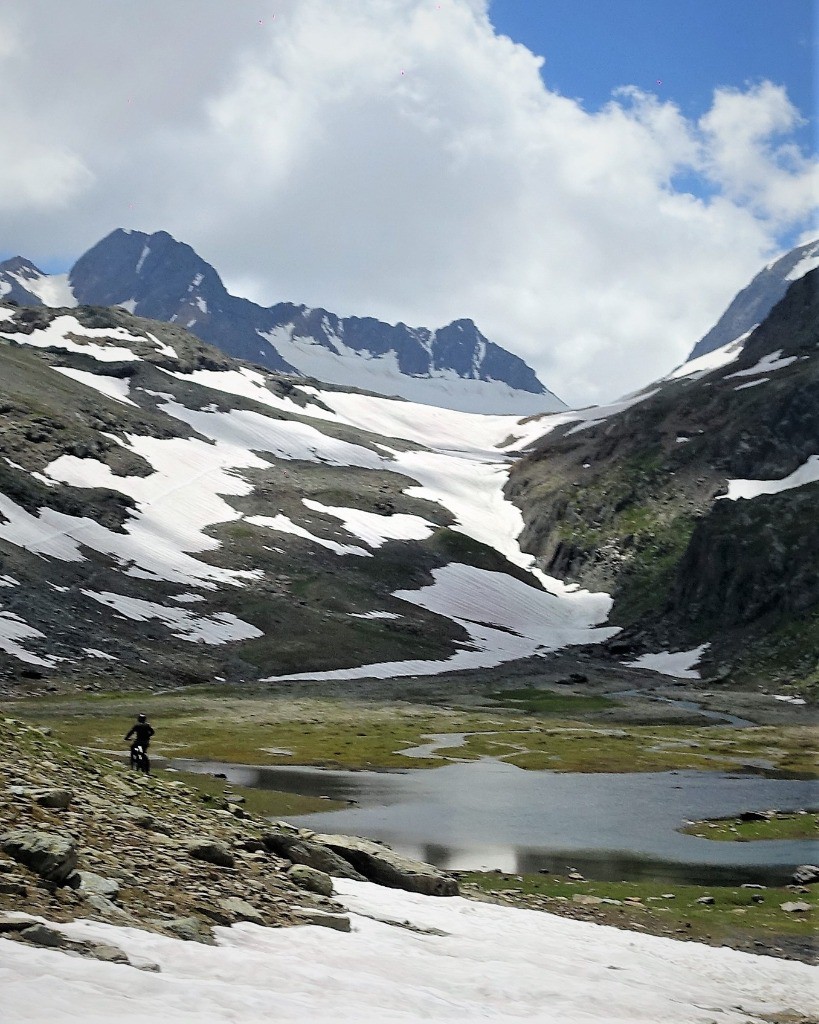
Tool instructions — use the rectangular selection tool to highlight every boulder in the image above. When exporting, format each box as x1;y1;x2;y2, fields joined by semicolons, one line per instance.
0;914;34;934
780;900;812;913
166;916;214;943
20;923;66;948
218;896;264;925
310;834;458;896
261;829;366;881
793;865;819;886
33;789;73;810
0;829;77;884
287;864;334;897
75;871;121;899
291;908;351;932
183;837;235;868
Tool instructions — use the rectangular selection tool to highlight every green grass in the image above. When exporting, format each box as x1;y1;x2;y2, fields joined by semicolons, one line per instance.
461;871;818;947
8;692;817;777
681;811;819;842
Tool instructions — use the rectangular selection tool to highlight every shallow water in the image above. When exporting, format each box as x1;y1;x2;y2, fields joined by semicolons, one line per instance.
174;757;818;884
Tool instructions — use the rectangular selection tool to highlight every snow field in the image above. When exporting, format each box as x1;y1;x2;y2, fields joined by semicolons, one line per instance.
265;564;618;681
260;325;562;416
1;880;816;1024
722;454;819;501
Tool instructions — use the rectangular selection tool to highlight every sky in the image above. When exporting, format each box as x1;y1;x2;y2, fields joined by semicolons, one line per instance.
0;0;816;405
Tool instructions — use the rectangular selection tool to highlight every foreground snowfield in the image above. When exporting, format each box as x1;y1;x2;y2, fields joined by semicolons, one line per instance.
2;880;816;1024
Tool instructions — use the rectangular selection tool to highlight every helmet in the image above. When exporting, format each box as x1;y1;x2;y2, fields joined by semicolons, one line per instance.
137;713;147;722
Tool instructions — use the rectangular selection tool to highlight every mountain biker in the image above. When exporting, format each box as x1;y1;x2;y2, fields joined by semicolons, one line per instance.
125;713;155;774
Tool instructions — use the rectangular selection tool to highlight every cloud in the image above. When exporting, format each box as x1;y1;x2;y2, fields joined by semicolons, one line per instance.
0;0;815;404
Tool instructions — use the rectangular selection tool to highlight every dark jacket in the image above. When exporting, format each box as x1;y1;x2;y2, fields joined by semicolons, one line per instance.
125;723;155;748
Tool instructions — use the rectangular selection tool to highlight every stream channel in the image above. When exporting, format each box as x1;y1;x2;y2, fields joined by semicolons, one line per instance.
175;733;817;886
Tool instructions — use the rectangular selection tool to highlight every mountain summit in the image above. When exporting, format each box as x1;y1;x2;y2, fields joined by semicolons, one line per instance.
687;238;819;361
3;228;563;415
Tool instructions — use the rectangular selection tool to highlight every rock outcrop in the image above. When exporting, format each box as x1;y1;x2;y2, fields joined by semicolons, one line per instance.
0;718;458;947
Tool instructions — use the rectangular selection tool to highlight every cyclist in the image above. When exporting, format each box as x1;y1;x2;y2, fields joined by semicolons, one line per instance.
125;713;155;774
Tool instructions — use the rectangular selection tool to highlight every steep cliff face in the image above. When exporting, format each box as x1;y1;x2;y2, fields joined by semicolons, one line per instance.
508;270;818;688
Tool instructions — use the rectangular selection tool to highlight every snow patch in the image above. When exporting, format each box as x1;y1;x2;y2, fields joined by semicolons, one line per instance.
53;367;138;406
82;591;263;644
668;332;750;380
245;514;371;556
726;349;798;378
82;648;117;661
624;644;710;679
785;241;819;281
733;377;769;391
1;314;143;362
302;499;435;548
722;455;819;501
20;271;77;308
134;244;150;274
0;608;63;667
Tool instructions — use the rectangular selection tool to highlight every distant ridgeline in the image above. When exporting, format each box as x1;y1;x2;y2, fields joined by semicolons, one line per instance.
0;229;563;415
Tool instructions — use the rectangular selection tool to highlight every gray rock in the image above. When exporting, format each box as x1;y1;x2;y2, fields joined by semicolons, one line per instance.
311;833;458;896
83;941;130;964
792;865;819;886
218;896;264;925
81;893;131;921
20;923;66;948
287;864;334;897
76;871;121;899
0;914;34;934
1;829;78;884
261;829;366;880
183;837;235;868
780;900;812;913
167;916;214;943
291;908;351;932
695;896;715;905
34;789;73;810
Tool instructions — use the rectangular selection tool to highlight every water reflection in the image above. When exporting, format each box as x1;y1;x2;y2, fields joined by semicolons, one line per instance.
174;758;818;884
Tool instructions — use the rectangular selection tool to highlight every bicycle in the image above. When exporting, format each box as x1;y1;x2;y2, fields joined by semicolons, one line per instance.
129;744;150;774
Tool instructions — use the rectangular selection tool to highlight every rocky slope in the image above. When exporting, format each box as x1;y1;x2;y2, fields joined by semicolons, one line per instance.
0;717;457;957
508;270;819;692
1;229;563;415
0;299;609;694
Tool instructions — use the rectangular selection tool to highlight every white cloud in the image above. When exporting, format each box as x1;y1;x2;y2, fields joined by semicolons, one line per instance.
0;0;815;404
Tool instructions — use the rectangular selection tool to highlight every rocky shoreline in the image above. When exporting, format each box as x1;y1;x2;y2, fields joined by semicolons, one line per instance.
0;718;457;967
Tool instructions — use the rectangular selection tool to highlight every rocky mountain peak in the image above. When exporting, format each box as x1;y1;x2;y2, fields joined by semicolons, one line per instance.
688;237;819;361
10;228;563;414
